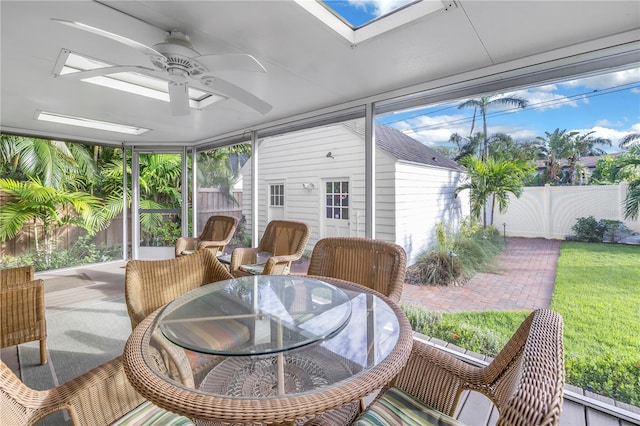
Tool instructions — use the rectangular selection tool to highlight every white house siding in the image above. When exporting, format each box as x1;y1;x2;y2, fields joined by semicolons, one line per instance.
241;124;367;248
241;122;469;263
393;161;469;264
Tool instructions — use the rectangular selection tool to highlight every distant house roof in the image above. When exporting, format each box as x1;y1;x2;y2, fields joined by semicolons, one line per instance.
374;124;463;171
534;153;622;170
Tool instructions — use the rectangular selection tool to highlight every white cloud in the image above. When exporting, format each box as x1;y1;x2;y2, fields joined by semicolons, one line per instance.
562;67;640;90
511;88;577;111
347;0;414;17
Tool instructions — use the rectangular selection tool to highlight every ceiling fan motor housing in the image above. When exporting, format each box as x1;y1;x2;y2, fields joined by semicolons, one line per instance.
151;31;207;77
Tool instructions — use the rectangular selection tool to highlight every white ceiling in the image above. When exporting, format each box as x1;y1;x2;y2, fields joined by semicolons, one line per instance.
1;1;639;147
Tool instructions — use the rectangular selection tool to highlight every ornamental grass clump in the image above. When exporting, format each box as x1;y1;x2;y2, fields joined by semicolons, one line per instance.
407;220;503;286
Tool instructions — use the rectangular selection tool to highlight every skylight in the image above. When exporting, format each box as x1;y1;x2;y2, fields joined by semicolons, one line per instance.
52;50;224;110
37;111;150;135
320;0;419;29
296;0;453;44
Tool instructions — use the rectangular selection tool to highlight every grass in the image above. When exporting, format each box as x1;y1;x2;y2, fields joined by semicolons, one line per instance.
402;241;640;407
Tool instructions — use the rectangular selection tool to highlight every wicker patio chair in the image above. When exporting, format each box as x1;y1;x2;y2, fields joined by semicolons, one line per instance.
307;237;407;303
175;214;239;257
0;266;47;364
354;308;565;426
0;356;195;425
229;220;311;277
125;249;234;329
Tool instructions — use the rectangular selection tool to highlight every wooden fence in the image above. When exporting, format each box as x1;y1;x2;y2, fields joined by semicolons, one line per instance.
0;189;242;258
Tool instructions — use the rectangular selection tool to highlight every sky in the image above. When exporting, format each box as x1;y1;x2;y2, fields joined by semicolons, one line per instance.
322;0;640;153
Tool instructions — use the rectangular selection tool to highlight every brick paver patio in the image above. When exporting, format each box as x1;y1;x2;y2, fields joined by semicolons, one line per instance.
400;237;561;312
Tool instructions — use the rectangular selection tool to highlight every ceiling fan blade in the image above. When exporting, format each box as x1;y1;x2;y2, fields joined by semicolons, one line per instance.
52;19;165;58
168;81;190;116
55;66;157;80
195;54;266;73
199;75;272;114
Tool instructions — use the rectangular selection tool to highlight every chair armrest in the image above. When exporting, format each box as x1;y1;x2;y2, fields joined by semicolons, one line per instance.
197;240;227;255
393;339;481;416
1;356;145;425
230;247;259;271
263;254;299;275
175;237;198;257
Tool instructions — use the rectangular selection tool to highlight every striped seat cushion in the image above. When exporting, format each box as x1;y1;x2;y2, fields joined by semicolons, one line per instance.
239;263;266;275
355;387;463;426
239;263;290;275
167;318;251;369
111;401;194;425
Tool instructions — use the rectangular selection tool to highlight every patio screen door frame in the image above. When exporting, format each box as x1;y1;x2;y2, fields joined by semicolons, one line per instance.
130;146;189;260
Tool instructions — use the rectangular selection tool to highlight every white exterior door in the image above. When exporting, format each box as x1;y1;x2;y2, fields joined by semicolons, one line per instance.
322;179;350;237
268;181;285;221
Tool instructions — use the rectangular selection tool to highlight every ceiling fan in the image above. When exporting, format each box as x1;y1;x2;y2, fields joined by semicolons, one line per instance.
52;19;272;116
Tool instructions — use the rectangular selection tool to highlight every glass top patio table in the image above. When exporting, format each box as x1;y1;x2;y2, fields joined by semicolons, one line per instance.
123;275;414;425
157;275;352;356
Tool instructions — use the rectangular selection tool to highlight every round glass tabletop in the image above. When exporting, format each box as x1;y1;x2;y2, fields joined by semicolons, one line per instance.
157;275;352;356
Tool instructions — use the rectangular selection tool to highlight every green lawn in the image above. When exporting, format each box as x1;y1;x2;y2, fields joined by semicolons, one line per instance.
402;241;640;406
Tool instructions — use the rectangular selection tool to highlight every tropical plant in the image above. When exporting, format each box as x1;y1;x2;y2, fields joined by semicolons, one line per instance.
0;134;96;189
591;146;640;220
457;95;528;160
454;132;485;161
536;128;611;185
618;147;640;220
0;178;108;265
619;132;640;149
197;144;250;202
455;155;533;227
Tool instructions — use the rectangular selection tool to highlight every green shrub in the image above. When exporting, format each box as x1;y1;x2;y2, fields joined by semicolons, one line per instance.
572;216;606;242
0;235;121;272
565;352;640;407
402;304;443;331
401;305;504;356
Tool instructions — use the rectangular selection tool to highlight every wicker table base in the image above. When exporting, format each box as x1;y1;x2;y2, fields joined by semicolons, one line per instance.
201;348;355;397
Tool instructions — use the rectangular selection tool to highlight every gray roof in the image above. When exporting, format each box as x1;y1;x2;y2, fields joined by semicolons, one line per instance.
375;124;463;170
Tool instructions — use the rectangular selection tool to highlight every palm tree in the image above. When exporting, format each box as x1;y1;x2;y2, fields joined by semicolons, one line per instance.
619;133;640;149
0;134;96;189
616;146;640;220
536;128;578;185
565;131;611;184
0;178;107;265
455;155;533;227
458;95;528;160
454;132;484;161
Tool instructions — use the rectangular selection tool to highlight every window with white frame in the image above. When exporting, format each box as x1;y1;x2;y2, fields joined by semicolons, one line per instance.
270;184;285;206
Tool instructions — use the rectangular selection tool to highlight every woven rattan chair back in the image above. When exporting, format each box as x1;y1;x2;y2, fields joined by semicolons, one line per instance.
1;265;34;285
175;215;239;257
258;220;311;257
230;220;311;277
307;237;407;303
0;356;148;425
125;249;233;329
0;266;47;364
387;308;565;426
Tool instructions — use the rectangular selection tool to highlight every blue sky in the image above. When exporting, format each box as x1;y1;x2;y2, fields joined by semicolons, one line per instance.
377;67;640;153
321;0;415;27
323;1;640;153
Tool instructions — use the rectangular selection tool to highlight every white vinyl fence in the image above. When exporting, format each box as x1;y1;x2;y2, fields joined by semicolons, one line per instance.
493;183;640;239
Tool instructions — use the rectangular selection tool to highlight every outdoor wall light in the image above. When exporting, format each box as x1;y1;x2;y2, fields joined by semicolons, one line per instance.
302;182;315;190
326;152;335;159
